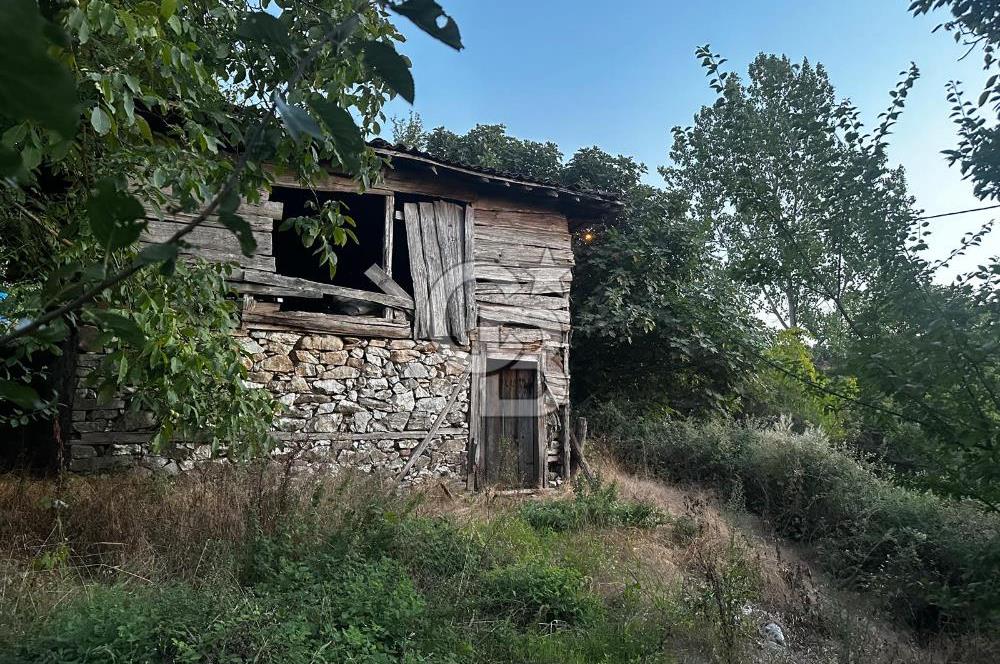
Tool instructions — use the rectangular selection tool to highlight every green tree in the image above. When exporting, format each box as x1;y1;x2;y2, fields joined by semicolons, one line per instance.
0;0;461;451
666;51;919;338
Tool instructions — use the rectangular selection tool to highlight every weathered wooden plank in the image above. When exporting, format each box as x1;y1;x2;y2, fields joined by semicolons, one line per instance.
474;281;570;297
475;292;568;311
273;429;466;442
240;269;413;310
477;326;553;345
418;202;448;338
473;208;570;234
466;345;485;491
242;307;411;338
270;171;393;196
364;264;412;302
143;218;272;256
383;195;395;320
141;242;277;273
150;211;274;233
463;204;478;331
473;225;571;251
536;350;547;488
434;201;467;344
475;264;572;286
474;240;574;266
403;203;431;339
478;303;571;332
230;281;323;299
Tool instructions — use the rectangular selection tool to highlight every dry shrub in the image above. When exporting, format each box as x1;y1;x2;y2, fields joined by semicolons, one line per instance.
0;464;401;580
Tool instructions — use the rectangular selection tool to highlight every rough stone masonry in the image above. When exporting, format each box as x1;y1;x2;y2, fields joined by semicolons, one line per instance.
70;329;471;485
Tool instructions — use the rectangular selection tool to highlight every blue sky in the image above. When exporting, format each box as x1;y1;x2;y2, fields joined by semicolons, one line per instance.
382;0;997;278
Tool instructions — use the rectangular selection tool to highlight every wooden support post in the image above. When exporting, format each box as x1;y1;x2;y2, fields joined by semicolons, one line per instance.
560;404;571;481
396;364;471;483
383;194;395;320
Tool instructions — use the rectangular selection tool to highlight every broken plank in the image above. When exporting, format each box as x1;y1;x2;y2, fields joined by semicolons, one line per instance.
240;269;413;310
475;292;569;311
418;202;449;338
403;203;432;339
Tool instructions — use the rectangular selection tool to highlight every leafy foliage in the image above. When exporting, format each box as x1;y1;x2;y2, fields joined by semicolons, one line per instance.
666;51;920;336
910;0;1000;201
596;404;1000;631
0;0;460;453
88;261;278;454
518;478;664;532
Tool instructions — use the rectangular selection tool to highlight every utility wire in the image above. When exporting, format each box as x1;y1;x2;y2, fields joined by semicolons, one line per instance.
915;204;1000;221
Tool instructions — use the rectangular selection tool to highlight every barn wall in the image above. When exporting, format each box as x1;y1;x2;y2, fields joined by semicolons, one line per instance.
69;329;470;484
70;168;593;489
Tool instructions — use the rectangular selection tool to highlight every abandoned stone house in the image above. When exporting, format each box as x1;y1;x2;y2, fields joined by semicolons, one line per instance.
69;141;618;489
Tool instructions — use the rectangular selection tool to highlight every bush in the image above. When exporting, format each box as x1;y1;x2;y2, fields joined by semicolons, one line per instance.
518;478;664;532
478;561;601;627
594;403;1000;631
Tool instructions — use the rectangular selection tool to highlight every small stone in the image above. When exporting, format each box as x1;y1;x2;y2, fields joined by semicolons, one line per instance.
423;353;445;365
762;623;785;647
289;376;310;392
443;360;467;376
352;411;373;432
292;350;319;364
347;357;364;369
298;335;344;351
71;445;97;459
391;391;415;411
390;349;421;363
366;346;390;360
416;396;447;412
314;379;348;394
320;350;348;365
335;401;365;414
311;414;344;433
261;354;294;372
324;366;360;380
389;340;416;350
295;364;318;377
248;371;274;383
238;337;265;355
402;363;429;379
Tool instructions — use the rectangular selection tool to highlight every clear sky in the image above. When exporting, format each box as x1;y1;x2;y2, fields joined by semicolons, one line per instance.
382;0;998;279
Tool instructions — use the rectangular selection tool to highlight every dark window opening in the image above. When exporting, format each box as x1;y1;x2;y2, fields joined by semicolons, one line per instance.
269;187;392;315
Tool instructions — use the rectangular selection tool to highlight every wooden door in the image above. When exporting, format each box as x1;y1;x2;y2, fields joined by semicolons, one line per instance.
484;365;538;488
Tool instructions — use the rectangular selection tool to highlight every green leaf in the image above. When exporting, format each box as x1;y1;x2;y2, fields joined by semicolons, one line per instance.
274;94;323;141
0;146;21;177
86;178;146;250
0;0;80;138
90;107;112;135
219;211;257;256
0;381;42;410
88;310;145;347
136;242;179;265
160;0;178;19
389;0;463;50
362;41;415;104
237;12;290;49
308;97;364;172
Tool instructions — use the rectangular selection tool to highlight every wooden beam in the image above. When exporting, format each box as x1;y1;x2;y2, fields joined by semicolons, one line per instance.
396;364;471;482
243;305;411;338
463;204;477;332
536;349;547;489
240;269;413;310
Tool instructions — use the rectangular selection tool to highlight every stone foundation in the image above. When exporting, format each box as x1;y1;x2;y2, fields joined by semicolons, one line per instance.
70;329;471;485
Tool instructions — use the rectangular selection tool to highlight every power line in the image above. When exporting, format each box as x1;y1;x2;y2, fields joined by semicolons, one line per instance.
915;204;1000;221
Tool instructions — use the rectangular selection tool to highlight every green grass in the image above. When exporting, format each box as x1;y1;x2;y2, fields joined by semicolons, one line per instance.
0;480;682;664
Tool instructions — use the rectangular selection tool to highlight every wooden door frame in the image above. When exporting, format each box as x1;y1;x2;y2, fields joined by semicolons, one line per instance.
468;345;547;490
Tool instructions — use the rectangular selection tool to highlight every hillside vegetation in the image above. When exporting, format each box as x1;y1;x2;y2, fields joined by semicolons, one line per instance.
1;465;995;663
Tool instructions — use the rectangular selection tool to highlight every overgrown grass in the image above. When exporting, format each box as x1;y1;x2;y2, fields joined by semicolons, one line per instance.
593;404;1000;632
518;479;665;532
0;469;688;663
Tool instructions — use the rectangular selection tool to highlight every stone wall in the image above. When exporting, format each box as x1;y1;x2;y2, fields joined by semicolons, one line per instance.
70;329;471;485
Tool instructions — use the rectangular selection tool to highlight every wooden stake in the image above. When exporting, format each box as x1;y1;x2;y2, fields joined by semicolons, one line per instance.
396;364;472;483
